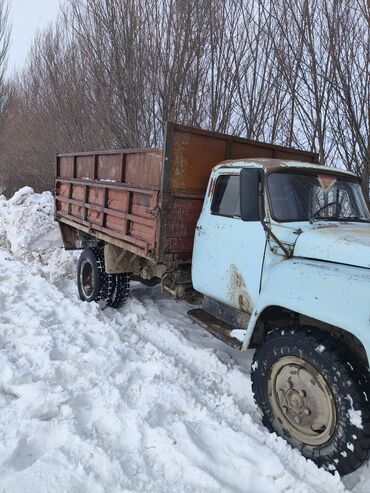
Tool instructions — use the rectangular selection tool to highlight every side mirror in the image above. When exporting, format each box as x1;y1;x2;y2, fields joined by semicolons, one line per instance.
240;168;263;221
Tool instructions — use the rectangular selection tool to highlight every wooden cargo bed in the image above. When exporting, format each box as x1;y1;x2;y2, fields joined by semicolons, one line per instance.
55;123;318;268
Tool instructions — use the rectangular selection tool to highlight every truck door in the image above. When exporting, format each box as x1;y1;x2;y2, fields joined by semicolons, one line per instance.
192;168;266;316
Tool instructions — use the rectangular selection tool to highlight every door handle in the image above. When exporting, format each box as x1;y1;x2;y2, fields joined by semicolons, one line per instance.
196;225;204;233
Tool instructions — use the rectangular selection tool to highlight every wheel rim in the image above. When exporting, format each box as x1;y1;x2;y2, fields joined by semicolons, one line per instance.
268;356;337;446
80;260;94;298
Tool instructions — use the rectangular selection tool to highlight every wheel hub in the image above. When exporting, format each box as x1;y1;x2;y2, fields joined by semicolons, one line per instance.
285;388;304;414
268;356;337;446
80;260;94;298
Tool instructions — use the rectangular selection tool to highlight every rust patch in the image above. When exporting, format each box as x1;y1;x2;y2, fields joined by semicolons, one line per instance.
208;177;216;197
228;264;252;314
172;131;191;189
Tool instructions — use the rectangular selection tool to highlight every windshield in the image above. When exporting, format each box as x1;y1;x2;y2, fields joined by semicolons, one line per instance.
267;171;370;222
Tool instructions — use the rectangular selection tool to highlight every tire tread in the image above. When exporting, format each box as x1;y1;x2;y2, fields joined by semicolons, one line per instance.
251;327;370;475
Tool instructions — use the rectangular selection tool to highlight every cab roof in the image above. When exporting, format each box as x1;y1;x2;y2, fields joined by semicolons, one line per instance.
214;158;356;177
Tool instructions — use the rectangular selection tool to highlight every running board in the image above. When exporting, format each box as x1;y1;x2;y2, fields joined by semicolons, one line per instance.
187;308;242;349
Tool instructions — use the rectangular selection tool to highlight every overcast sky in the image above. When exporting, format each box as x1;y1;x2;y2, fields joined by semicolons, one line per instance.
8;0;61;74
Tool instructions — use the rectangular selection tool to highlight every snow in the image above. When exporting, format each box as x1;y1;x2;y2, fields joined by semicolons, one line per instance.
229;329;246;342
0;188;369;492
0;187;78;284
0;187;62;256
346;395;363;429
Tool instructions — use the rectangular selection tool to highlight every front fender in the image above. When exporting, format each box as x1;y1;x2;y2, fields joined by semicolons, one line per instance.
242;258;370;361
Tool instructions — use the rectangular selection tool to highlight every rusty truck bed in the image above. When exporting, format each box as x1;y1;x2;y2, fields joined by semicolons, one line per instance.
55;123;318;268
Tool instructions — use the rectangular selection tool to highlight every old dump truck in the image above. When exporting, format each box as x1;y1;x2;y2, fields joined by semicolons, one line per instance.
55;123;370;475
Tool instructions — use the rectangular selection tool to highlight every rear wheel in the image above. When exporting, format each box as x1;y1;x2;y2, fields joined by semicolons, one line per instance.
251;328;370;475
108;273;130;309
77;247;114;304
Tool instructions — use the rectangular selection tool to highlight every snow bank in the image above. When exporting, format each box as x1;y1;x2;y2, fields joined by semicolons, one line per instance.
0;187;61;255
0;187;77;284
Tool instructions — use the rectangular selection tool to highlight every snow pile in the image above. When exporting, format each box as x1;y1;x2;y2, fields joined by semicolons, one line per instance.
0;187;77;284
0;187;62;255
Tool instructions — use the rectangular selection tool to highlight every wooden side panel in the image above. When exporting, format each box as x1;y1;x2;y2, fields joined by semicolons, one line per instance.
55;149;162;257
126;152;162;188
97;154;122;181
76;156;94;179
105;188;129;233
58;156;74;179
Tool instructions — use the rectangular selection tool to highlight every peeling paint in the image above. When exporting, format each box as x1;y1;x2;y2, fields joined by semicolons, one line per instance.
294;224;370;269
171;132;190;186
208;177;216;197
228;264;252;313
214;158;356;178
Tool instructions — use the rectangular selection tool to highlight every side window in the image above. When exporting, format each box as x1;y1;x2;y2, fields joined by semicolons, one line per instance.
211;175;240;217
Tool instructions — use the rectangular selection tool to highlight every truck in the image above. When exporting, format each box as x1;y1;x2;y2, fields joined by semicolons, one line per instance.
55;122;370;475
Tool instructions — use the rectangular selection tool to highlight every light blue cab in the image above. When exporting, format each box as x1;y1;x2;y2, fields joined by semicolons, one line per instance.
190;158;370;474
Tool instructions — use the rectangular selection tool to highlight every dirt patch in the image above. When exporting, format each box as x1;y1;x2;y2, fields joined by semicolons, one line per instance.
227;264;252;314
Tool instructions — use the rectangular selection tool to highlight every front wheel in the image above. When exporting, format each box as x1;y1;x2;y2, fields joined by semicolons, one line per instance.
251;327;370;475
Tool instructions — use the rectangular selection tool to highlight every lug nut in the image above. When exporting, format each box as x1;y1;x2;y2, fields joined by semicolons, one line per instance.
299;390;306;398
294;416;301;424
303;408;311;416
282;406;288;414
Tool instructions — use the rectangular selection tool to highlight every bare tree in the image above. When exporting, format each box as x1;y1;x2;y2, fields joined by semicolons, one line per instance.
0;0;9;123
0;0;368;197
0;0;11;192
324;0;369;195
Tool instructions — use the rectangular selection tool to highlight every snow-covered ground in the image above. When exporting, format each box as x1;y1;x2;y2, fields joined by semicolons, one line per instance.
0;188;369;492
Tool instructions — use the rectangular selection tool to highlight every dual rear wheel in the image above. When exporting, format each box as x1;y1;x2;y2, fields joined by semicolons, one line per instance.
77;247;130;309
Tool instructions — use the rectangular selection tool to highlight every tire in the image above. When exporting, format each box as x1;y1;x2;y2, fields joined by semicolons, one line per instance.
77;247;114;304
107;273;130;309
251;327;370;475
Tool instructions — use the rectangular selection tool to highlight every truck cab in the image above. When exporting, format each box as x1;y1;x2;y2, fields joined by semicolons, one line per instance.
192;159;370;353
